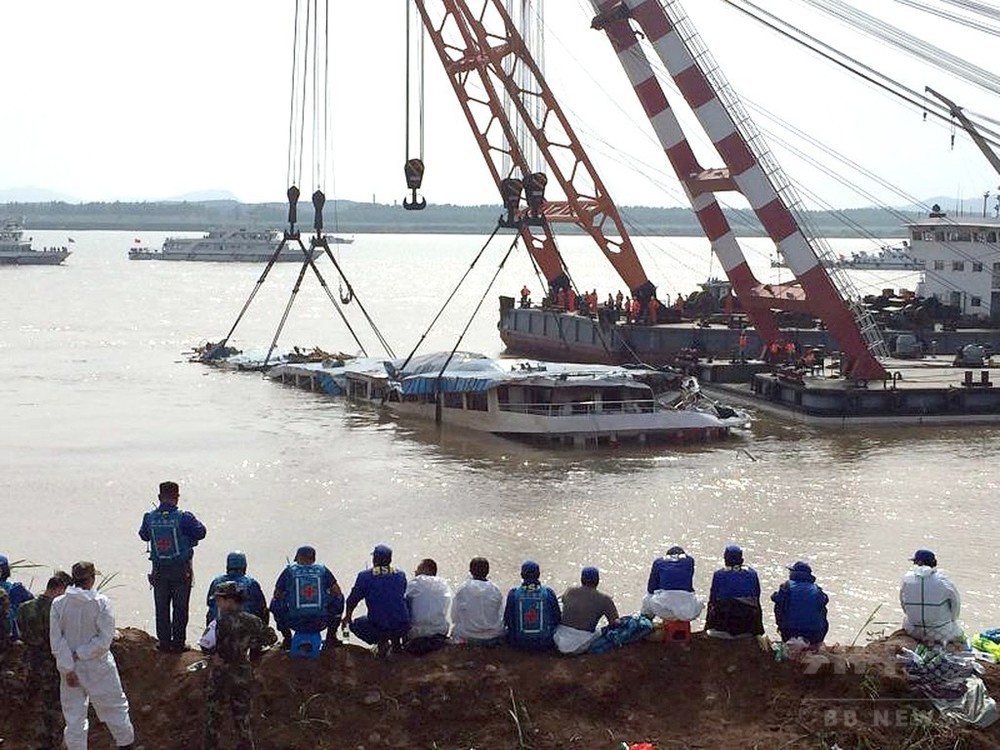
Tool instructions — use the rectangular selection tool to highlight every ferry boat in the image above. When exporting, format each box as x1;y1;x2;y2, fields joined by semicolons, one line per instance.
128;229;354;262
266;352;751;447
770;244;924;271
0;219;70;266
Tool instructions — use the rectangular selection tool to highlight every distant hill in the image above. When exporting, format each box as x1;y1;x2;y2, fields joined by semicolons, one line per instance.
0;187;79;203
163;190;241;202
0;198;920;238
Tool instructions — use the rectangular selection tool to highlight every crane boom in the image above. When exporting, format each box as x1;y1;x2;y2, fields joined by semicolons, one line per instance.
414;0;656;301
925;86;1000;178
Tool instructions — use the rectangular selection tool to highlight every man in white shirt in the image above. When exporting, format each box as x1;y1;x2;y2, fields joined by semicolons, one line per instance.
451;557;505;645
405;558;452;646
49;561;137;750
900;549;963;644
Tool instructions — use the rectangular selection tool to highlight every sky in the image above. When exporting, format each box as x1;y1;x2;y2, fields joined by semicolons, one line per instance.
0;0;997;210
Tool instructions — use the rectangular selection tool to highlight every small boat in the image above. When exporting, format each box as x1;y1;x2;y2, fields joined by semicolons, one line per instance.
128;229;353;262
0;219;70;266
266;352;751;446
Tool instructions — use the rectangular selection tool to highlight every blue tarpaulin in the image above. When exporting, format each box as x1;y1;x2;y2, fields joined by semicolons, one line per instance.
401;375;498;396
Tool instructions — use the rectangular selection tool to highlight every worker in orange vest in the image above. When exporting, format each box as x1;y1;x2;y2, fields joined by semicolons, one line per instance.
648;297;660;324
556;287;567;310
520;285;531;307
738;332;748;360
567;291;577;313
785;341;797;360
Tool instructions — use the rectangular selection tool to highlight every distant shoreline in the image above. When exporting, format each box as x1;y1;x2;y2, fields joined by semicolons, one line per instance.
2;199;911;239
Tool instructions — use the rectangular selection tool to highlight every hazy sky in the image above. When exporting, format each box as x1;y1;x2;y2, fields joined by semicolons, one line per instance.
1;0;996;210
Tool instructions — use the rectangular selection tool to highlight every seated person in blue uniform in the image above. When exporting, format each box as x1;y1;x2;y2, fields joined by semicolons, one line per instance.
641;545;703;621
771;560;829;646
343;544;410;657
0;553;34;643
705;544;763;638
270;546;344;649
206;551;269;626
503;560;560;651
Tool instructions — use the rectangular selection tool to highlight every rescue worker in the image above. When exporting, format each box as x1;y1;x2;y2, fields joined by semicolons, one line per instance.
403;558;452;653
205;551;268;626
615;290;624;310
553;566;619;655
503;560;560;651
138;480;207;652
648;296;661;324
50;561;137;750
450;557;505;645
900;549;962;644
270;546;343;649
343;545;410;657
555;287;567;310
201;581;275;750
641;545;703;621
17;571;72;750
520;285;531;307
771;561;829;645
738;332;749;361
0;552;35;643
567;290;577;313
705;545;764;638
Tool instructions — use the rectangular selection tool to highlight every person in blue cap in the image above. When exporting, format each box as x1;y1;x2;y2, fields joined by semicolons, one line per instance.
641;545;703;621
503;561;561;651
343;545;410;657
554;566;618;654
138;480;207;652
771;561;829;645
900;549;962;644
271;545;344;649
0;553;34;645
206;551;269;626
706;545;764;638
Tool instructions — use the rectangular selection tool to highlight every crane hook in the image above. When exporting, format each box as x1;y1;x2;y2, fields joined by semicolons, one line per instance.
403;158;427;211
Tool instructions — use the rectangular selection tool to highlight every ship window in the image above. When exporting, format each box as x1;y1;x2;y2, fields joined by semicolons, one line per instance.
443;392;463;409
467;392;489;412
922;231;934;241
972;296;982;308
952;261;965;272
973;262;984;272
989;232;998;243
910;230;922;242
935;231;945;242
933;260;945;271
957;232;972;242
950;291;962;308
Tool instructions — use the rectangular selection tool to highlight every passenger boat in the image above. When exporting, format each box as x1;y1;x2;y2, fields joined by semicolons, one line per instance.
0;219;70;266
266;352;751;447
128;229;353;262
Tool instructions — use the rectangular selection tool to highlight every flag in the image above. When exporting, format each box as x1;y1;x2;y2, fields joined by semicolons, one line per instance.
67;236;75;243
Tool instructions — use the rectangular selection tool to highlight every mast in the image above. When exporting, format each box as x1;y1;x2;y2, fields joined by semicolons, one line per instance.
414;0;656;301
590;0;888;379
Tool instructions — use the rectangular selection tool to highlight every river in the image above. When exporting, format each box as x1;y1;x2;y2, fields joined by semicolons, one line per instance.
1;230;994;644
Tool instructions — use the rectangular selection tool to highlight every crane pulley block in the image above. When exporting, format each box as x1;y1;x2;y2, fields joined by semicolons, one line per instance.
403;158;427;211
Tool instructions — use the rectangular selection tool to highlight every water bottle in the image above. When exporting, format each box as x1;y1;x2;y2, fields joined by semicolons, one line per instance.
341;622;350;642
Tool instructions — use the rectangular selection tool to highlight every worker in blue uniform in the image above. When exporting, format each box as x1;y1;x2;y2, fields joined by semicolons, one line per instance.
0;553;34;643
206;551;269;626
503;560;560;651
705;545;764;638
771;561;829;645
343;544;410;657
271;546;343;649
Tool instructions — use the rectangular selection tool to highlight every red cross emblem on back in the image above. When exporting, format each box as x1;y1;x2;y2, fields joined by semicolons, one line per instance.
156;539;173;552
525;606;539;624
302;585;317;600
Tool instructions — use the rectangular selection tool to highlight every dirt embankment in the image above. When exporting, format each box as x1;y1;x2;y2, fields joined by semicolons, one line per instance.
2;629;998;750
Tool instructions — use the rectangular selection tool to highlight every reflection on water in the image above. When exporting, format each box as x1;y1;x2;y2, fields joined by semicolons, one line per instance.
1;231;997;644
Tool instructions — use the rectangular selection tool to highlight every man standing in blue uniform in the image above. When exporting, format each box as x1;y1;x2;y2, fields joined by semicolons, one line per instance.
504;560;560;651
270;546;343;649
206;551;269;626
138;481;207;652
343;544;409;657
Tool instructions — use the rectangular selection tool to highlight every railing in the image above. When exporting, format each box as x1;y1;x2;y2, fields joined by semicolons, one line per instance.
660;0;888;359
497;399;658;416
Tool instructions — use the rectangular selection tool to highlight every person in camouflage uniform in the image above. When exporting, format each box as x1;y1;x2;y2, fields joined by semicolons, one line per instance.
201;581;276;750
17;572;72;750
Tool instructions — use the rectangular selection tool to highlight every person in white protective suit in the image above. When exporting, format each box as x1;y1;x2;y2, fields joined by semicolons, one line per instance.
404;558;453;648
49;561;137;750
450;557;506;645
900;548;963;644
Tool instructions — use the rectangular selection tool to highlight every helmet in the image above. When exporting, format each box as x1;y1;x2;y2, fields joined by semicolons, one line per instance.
520;560;540;582
213;581;245;602
911;549;937;567
0;554;10;579
372;545;393;566
226;551;247;574
724;545;744;567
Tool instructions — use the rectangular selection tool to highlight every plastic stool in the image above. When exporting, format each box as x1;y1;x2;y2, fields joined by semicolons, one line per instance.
289;631;322;660
663;620;691;642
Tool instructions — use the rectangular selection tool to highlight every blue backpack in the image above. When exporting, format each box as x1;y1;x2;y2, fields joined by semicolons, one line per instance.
285;564;328;621
0;581;12;639
145;509;193;564
515;587;549;636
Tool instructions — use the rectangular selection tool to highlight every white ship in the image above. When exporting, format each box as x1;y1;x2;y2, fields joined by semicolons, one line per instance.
129;229;354;262
266;352;751;447
0;219;71;266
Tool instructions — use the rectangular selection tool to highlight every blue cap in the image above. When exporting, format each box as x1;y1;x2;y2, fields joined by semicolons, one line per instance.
0;554;8;578
521;560;540;582
787;560;812;575
226;551;247;573
911;549;937;567
295;546;316;561
724;545;743;566
372;545;393;565
666;545;686;556
581;566;600;585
